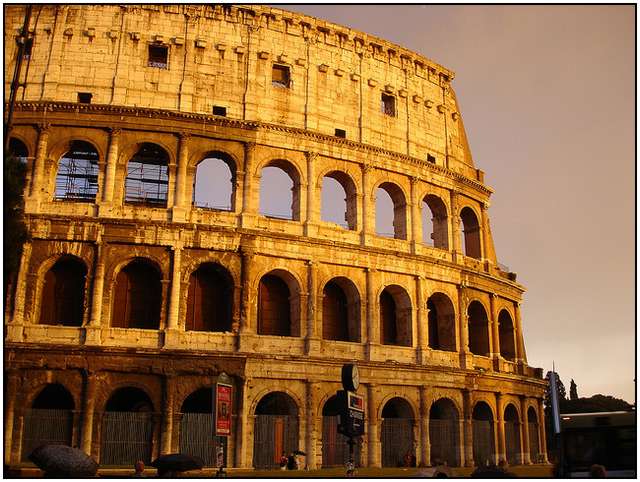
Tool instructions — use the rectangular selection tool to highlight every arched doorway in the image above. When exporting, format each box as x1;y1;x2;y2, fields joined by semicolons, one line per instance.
472;402;495;466
22;384;75;461
179;387;224;467
186;263;233;332
111;259;162;330
253;392;299;469
100;387;155;466
429;398;460;467
39;256;87;326
380;285;412;347
468;301;490;357
381;397;415;467
321;395;362;467
504;404;521;465
322;277;360;343
527;407;540;463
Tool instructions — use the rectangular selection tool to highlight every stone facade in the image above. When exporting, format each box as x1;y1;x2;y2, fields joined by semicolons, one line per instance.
4;4;547;470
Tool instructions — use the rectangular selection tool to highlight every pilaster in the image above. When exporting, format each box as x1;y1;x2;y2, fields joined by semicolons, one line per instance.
172;132;191;222
24;123;50;212
304;151;318;236
240;142;258;228
85;238;106;345
520;396;531;464
164;244;183;347
98;127;121;217
7;241;32;341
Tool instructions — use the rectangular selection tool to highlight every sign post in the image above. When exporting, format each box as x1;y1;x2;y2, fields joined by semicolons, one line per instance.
213;372;233;476
337;364;364;476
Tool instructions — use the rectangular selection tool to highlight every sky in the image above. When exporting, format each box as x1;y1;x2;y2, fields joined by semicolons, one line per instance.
274;4;635;403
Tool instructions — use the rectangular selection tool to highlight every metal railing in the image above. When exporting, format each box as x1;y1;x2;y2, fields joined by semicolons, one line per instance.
253;415;298;469
321;416;362;467
381;418;414;467
21;409;74;462
429;419;460;466
100;412;155;466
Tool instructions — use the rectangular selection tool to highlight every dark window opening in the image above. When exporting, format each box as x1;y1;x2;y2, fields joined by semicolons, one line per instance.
334;128;346;138
39;257;87;327
9;137;28;164
322;281;349;342
427;154;436;164
77;92;92;104
468;301;490;356
460;207;481;259
380;290;397;345
125;143;169;207
258;274;291;336
272;64;290;88
148;44;168;69
112;260;162;330
55;141;100;201
381;93;396;117
212;105;227;116
21;37;33;60
186;264;233;332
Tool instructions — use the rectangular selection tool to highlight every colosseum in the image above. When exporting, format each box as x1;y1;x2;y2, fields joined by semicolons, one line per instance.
4;4;548;471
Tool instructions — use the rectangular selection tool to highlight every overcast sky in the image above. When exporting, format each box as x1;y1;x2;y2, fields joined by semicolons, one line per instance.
277;4;635;403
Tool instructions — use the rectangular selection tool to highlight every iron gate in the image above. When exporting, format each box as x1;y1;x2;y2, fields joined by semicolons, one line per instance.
100;412;154;466
429;418;460;467
21;409;74;461
528;422;540;463
253;415;298;469
472;420;495;466
179;413;222;467
381;418;413;467
504;420;520;465
321;416;362;467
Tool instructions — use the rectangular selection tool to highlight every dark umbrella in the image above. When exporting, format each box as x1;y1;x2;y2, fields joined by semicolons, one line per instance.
28;444;98;477
293;450;306;456
150;453;205;473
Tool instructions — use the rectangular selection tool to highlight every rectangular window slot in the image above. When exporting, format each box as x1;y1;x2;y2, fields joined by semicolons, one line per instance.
272;64;291;88
77;92;93;104
334;128;346;138
381;93;396;117
148;44;168;69
23;38;33;59
212;106;227;116
427;154;436;164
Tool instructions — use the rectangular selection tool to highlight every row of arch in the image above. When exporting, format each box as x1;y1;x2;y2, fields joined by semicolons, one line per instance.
19;383;542;468
38;255;517;358
10;137;483;258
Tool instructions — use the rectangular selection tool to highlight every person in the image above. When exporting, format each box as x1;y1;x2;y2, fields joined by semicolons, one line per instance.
589;464;606;478
403;450;414;467
134;460;146;477
279;452;288;471
345;458;355;477
286;452;296;470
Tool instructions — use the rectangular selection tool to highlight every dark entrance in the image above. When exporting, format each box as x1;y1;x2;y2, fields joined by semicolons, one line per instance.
472;402;495;466
253;392;299;469
321;395;362;467
504;404;521;465
381;398;414;467
179;387;226;467
429;398;460;467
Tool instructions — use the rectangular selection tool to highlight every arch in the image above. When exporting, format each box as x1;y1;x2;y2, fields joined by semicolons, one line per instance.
498;310;516;361
504;403;522;465
460;206;481;259
179;387;219;467
257;271;300;337
54;140;100;201
322;277;360;342
472;401;496;466
381;397;415;467
193;151;236;211
39;255;87;327
21;383;75;462
181;387;213;413
427;292;456;351
422;194;449;249
429;398;460;467
253;392;299;469
9;137;29;163
527;406;540;463
375;182;407;239
111;258;162;329
321;395;362;467
124;142;170;207
101;386;155;465
259;159;301;221
321;170;357;230
468;300;490;356
380;285;412;347
186;262;234;332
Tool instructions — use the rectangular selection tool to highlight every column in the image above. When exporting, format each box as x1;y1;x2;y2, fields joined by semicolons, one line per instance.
305;381;319;469
27;123;50;202
85;240;105;345
172;132;190;221
478;202;488;262
520;397;531;464
410;177;421;253
240;142;257;227
4;371;19;464
161;375;175;454
449;190;461;262
164;245;182;347
457;283;470;368
361;165;373;245
495;393;506;463
98;127;121;216
305;261;320;354
365;268;379;360
7;241;32;341
234;378;251;468
490;294;501;363
415;276;428;364
80;371;100;456
462;389;474;467
237;245;255;352
537;398;549;463
366;384;381;468
304;151;318;236
514;303;527;363
419;386;430;466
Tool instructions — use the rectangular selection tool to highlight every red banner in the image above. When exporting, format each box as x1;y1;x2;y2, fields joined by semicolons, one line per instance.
216;383;232;436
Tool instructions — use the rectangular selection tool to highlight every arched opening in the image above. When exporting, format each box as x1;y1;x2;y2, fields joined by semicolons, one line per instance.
322;395;362;467
101;387;155;465
468;301;490;357
186;263;233;332
125;143;169;207
381;397;415;467
39;256;87;326
257;272;298;337
422;195;449;249
321;171;357;230
179;387;222;467
193;153;235;211
54;140;100;201
380;285;412;347
259;160;300;221
253;392;299;469
22;384;74;461
322;278;360;342
112;259;162;330
472;402;495;466
9;137;28;164
429;398;460;467
504;404;522;465
527;407;540;463
427;293;456;351
460;207;481;259
498;310;516;361
375;182;407;239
